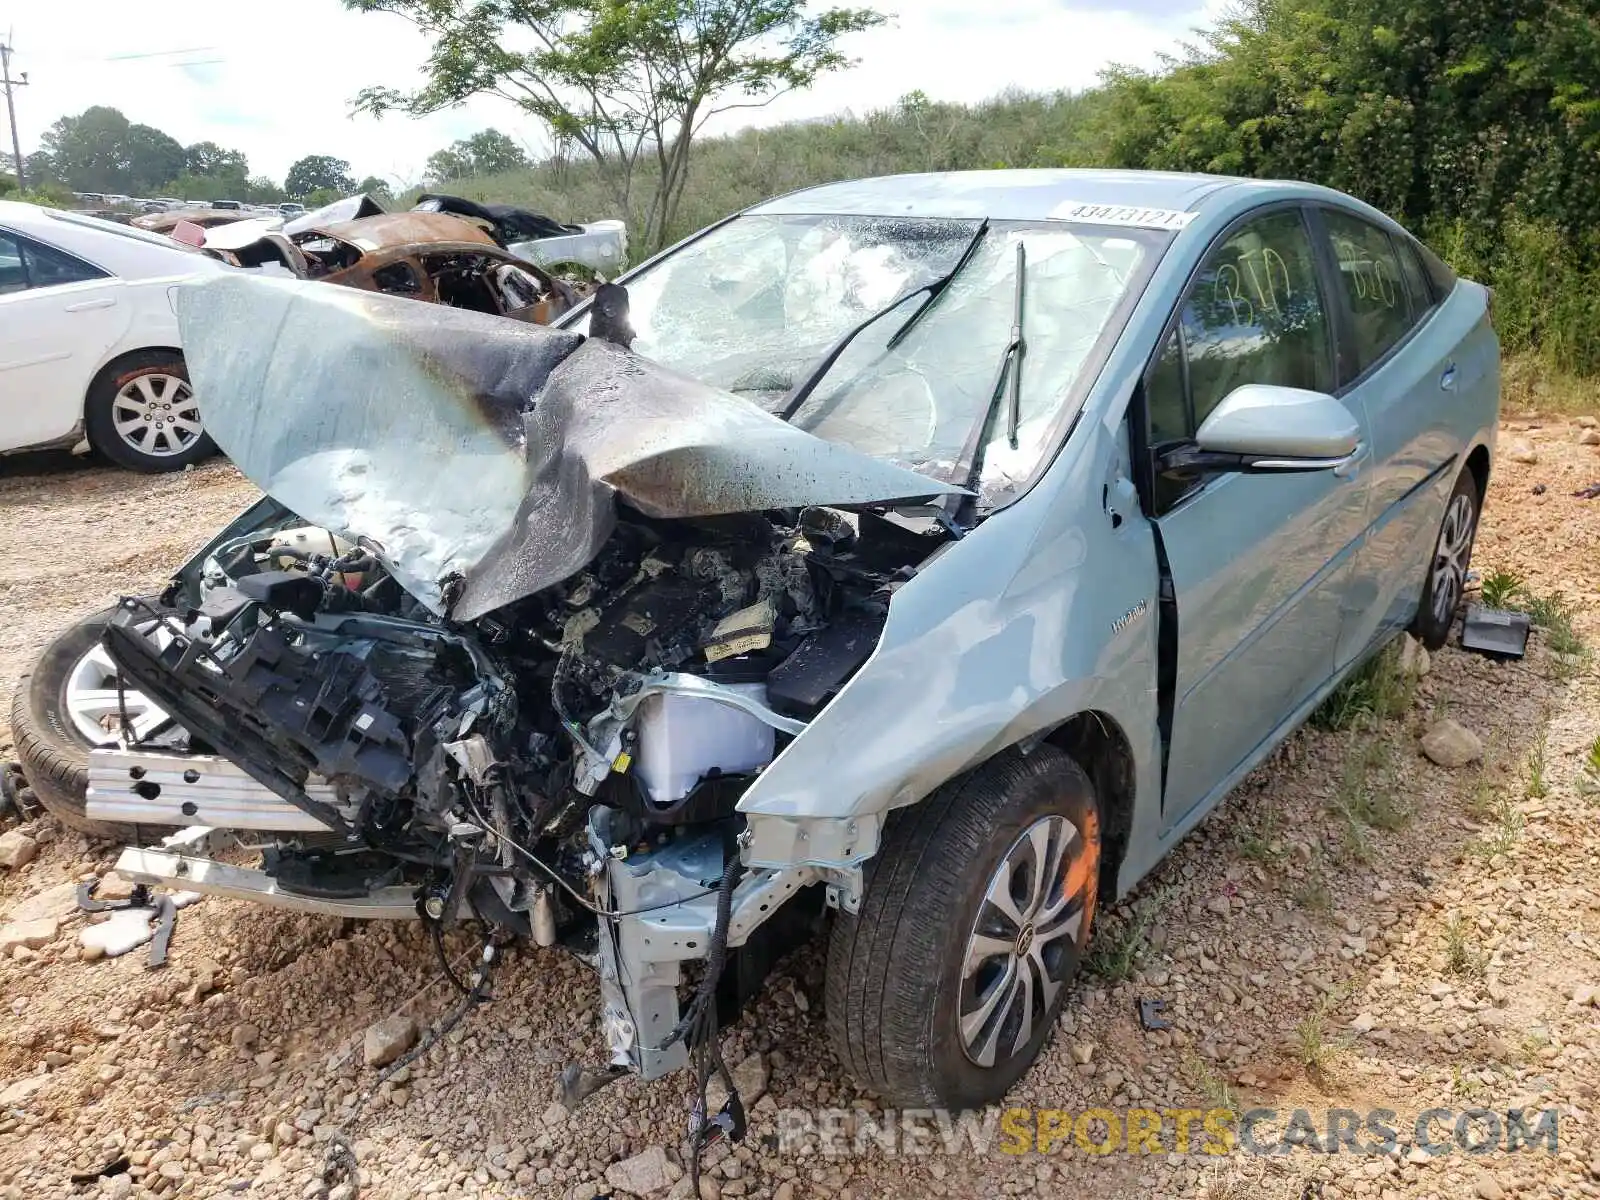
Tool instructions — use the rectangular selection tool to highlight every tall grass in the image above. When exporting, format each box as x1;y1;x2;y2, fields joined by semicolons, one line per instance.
1431;216;1600;378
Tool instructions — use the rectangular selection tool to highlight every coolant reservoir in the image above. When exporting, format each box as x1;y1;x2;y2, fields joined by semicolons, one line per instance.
634;684;776;807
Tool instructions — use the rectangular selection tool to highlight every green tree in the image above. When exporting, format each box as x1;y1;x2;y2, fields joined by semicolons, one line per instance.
32;106;186;194
285;154;356;199
183;141;249;179
346;0;885;249
1097;0;1600;244
356;174;392;197
424;145;474;184
426;128;531;183
245;176;289;204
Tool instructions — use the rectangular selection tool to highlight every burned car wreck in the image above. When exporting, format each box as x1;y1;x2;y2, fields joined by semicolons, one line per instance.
95;273;964;1097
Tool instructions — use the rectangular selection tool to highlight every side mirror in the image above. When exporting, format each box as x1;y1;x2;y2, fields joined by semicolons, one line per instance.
1160;385;1361;475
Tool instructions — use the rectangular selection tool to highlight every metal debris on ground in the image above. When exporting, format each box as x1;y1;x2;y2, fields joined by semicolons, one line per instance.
76;875;198;966
1574;481;1600;499
1460;604;1532;660
1137;996;1172;1031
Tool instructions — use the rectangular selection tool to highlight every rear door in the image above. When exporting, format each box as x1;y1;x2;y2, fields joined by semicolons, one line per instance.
1142;206;1371;833
0;227;129;451
1315;207;1487;666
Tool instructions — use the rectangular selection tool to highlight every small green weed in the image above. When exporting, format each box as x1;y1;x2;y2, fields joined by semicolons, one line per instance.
1312;646;1417;733
1526;724;1549;800
1086;892;1164;982
1443;913;1488;979
1478;568;1525;609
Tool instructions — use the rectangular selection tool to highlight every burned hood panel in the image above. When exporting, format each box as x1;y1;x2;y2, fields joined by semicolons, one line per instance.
177;274;962;619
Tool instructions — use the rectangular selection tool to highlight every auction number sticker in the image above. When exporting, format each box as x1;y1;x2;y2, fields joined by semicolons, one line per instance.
1056;203;1198;230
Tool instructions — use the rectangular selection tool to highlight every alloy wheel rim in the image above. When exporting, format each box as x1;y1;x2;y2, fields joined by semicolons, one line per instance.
1431;493;1476;625
111;373;202;458
62;624;180;747
958;815;1086;1068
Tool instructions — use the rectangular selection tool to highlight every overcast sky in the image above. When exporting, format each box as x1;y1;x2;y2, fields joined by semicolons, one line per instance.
2;0;1221;188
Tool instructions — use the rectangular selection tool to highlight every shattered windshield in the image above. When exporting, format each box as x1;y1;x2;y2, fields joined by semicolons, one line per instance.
614;214;1158;499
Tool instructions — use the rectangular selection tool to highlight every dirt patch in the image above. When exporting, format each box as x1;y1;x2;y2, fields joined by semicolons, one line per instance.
0;428;1597;1200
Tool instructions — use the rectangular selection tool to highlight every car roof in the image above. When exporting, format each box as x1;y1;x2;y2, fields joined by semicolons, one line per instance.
0;200;221;278
746;169;1245;223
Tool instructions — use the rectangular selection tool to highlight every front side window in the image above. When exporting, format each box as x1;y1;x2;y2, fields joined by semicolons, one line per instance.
1180;209;1334;429
1141;208;1334;515
612;213;1162;502
1323;210;1413;376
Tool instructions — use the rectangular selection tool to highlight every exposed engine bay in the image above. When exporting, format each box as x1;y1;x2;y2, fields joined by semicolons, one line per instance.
105;499;931;926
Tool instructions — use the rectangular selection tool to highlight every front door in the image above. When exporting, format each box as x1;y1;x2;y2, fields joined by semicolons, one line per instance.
1143;206;1371;831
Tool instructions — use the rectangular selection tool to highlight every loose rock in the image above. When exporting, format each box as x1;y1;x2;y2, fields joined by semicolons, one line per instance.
0;917;58;953
1420;718;1483;768
605;1147;675;1197
0;830;38;870
363;1015;418;1068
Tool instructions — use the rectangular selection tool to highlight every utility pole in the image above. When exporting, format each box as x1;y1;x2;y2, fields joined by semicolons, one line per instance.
1;35;28;191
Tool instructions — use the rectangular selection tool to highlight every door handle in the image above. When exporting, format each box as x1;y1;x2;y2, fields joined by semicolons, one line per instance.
1439;364;1457;391
64;297;115;312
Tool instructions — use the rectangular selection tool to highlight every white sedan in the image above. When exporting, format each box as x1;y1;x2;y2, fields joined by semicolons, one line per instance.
0;201;228;471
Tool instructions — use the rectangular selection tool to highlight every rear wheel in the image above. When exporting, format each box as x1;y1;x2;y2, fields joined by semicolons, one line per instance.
1411;468;1482;650
825;745;1100;1107
84;351;216;472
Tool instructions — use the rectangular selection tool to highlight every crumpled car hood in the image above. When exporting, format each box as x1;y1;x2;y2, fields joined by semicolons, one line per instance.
177;274;963;620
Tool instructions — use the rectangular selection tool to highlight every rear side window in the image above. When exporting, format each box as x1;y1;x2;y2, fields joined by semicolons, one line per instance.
1179;209;1334;429
1396;238;1435;316
1322;211;1413;376
0;231;23;295
21;237;108;288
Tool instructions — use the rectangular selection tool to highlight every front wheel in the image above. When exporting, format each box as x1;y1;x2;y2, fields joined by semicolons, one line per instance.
1411;468;1482;650
10;603;183;838
84;352;216;472
825;745;1101;1108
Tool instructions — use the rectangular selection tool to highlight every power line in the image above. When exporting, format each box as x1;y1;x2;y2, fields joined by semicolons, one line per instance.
1;33;28;191
104;46;217;62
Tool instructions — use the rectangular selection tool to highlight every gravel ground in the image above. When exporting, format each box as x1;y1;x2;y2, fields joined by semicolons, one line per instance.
1;423;1598;1200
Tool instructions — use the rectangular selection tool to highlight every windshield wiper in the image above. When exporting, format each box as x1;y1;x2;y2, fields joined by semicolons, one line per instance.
946;240;1027;520
777;219;989;422
884;218;990;350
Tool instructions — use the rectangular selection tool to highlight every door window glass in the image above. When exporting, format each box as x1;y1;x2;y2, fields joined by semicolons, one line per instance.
1146;327;1188;446
1396;237;1435;319
0;231;24;295
1323;211;1413;375
21;237;107;288
1180;210;1334;429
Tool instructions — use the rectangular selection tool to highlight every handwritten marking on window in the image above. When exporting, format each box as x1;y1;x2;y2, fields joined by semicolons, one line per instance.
1212;245;1294;326
1333;235;1398;309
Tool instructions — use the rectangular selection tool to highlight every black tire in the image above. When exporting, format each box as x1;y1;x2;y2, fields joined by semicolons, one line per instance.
10;605;169;839
825;745;1101;1108
1411;467;1482;651
84;351;216;473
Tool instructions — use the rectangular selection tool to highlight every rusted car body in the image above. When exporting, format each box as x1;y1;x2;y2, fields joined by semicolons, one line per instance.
132;209;252;234
215;210;579;323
